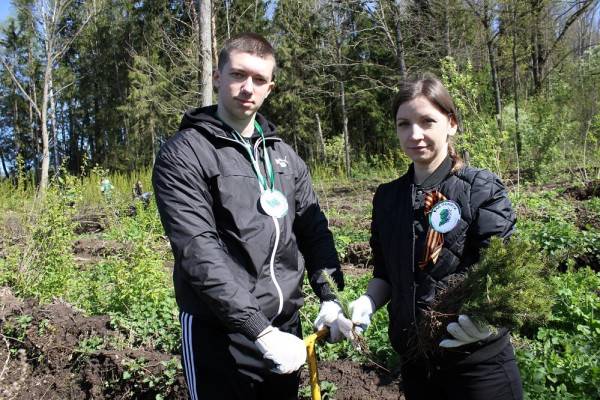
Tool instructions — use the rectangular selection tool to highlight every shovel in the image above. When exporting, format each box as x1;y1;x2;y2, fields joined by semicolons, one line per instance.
304;327;329;400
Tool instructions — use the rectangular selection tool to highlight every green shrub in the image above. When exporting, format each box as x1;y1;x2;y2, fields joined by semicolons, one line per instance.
517;267;600;400
2;174;80;302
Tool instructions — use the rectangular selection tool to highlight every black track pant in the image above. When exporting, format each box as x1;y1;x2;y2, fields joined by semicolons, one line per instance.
180;312;301;400
400;342;523;400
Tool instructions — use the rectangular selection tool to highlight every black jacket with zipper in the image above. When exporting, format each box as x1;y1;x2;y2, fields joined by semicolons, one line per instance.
153;105;343;342
371;161;516;365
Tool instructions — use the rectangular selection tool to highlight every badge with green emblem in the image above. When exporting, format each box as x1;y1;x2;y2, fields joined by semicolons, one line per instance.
429;200;460;233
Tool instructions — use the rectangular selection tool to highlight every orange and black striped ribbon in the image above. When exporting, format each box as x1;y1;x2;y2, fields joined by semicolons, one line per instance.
418;191;448;270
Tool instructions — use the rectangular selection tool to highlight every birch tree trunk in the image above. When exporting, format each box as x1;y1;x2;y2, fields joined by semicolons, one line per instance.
1;0;95;194
200;0;213;106
49;75;59;173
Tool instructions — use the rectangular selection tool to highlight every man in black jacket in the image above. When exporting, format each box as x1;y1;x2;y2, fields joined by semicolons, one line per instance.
153;33;345;400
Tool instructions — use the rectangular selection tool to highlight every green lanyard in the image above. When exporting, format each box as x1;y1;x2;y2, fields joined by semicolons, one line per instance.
231;121;275;193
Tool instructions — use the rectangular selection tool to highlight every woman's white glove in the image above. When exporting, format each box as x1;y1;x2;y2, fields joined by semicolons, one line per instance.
439;315;492;348
349;295;375;335
313;301;354;343
349;278;391;335
254;326;306;374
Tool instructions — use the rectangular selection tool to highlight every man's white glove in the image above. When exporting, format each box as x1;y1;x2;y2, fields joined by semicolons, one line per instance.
254;326;306;374
313;301;354;343
439;315;492;348
349;295;375;335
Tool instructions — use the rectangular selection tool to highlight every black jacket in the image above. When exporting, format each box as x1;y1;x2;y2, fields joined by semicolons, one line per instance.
153;106;343;341
371;162;515;363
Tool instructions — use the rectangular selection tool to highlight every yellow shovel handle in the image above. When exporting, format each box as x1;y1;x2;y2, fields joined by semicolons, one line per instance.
304;327;329;400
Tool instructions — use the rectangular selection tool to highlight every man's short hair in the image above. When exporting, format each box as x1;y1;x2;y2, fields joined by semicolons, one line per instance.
217;32;277;79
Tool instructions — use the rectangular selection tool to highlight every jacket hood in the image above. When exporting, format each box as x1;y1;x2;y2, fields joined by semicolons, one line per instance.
179;105;278;139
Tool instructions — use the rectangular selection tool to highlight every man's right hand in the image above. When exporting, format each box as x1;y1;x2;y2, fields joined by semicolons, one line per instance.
254;326;306;374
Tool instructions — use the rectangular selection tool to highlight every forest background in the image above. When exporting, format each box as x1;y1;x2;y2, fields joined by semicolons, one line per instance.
0;1;599;400
0;0;599;186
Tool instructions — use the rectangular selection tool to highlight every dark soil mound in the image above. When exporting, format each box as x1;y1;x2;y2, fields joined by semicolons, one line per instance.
300;359;403;400
0;288;401;399
73;237;134;263
0;288;187;399
564;179;600;200
344;241;373;268
73;211;108;234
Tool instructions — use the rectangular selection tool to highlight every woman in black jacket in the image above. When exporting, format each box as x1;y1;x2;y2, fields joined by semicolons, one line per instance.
348;74;523;400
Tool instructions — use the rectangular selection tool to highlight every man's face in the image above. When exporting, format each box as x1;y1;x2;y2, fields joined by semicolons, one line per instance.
213;50;275;124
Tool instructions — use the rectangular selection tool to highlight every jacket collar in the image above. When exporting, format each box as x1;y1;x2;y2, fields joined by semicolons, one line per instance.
409;156;453;190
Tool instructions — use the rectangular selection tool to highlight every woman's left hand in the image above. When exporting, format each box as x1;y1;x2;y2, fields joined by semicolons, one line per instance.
439;315;492;348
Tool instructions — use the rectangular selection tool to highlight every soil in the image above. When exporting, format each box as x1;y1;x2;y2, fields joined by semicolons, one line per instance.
0;287;189;400
0;286;402;399
73;237;134;264
343;242;373;268
563;179;600;200
300;360;402;400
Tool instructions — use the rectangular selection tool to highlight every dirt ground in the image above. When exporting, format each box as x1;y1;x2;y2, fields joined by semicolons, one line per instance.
0;283;401;400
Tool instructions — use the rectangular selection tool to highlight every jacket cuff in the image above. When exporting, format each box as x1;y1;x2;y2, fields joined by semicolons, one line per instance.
240;311;271;340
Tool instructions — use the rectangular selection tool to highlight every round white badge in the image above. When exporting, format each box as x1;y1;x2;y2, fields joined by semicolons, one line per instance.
429;200;461;233
260;189;289;218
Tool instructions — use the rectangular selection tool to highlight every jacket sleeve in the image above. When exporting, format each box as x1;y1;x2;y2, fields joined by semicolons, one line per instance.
291;155;344;301
152;141;270;339
370;185;390;284
469;170;516;246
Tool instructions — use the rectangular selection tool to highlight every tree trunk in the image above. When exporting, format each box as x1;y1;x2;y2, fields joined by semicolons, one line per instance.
39;64;51;194
394;2;407;77
28;47;39;176
225;0;231;39
530;3;541;93
49;74;59;174
444;0;451;56
512;2;521;191
512;4;521;156
340;81;350;178
486;37;502;127
0;148;9;178
211;0;218;67
68;100;79;173
200;0;213;106
315;113;325;160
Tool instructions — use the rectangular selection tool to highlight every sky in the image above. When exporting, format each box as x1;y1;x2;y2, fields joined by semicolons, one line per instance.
0;1;15;24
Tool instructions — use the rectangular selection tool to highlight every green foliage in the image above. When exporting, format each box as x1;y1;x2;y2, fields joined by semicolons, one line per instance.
76;335;106;354
415;237;553;357
118;356;182;397
440;57;506;173
2;314;33;342
299;380;337;400
460;237;553;331
515;190;600;268
517;268;600;400
1;174;80;302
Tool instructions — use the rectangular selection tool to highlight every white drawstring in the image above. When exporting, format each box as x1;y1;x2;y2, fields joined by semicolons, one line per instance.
269;215;284;320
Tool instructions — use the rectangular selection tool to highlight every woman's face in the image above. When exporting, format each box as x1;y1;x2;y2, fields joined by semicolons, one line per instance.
395;95;457;168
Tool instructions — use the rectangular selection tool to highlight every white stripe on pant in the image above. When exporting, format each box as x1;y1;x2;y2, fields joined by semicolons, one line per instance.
180;312;199;400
